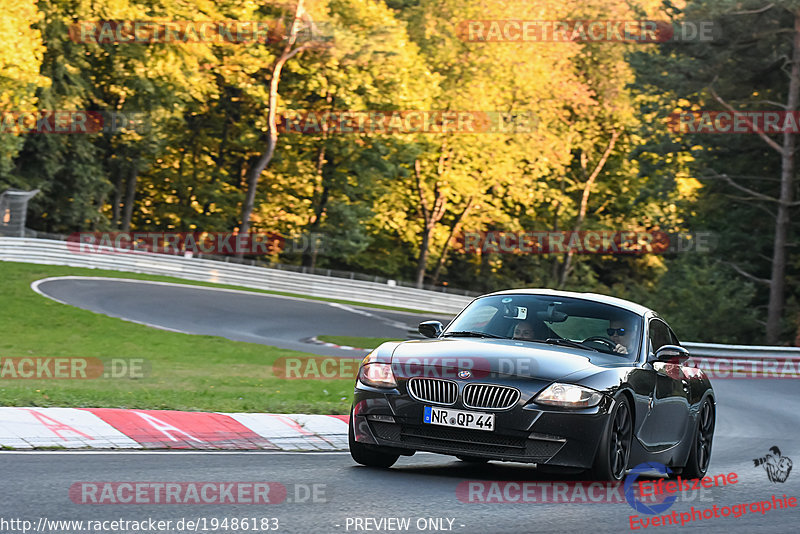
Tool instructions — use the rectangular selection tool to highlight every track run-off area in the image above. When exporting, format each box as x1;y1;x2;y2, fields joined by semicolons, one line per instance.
1;276;798;533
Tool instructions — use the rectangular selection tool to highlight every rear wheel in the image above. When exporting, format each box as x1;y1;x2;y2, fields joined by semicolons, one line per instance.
682;398;715;479
348;409;399;468
590;395;633;480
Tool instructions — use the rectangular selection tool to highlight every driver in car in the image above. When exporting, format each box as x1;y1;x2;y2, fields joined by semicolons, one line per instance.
608;319;634;355
512;321;536;341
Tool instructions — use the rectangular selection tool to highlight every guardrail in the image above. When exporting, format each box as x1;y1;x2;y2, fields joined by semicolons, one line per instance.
682;342;800;359
683;342;800;378
0;237;473;314
15;228;481;297
3;237;800;367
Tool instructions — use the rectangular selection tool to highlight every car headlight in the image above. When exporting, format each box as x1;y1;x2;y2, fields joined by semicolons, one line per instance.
534;383;603;408
357;351;397;388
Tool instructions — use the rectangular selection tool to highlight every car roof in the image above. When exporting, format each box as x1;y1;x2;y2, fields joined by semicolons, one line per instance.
481;288;654;317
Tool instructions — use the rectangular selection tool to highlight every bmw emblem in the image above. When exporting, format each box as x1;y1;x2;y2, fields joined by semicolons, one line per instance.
458;370;471;379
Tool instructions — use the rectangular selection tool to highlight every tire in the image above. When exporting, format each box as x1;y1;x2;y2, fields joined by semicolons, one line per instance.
456;455;489;464
682;398;715;479
590;395;633;480
348;409;399;468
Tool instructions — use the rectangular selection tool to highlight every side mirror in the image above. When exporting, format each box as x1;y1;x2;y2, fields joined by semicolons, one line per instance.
418;320;444;339
654;344;690;363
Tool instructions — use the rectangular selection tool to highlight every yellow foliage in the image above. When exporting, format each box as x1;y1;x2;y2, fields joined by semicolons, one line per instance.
0;0;49;110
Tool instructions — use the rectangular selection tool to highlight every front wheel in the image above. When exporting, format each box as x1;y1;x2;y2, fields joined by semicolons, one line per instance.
682;398;715;479
348;409;399;468
590;395;633;480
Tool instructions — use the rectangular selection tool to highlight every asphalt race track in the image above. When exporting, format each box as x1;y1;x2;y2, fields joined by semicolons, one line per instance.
32;277;452;357
2;379;799;534
14;276;800;532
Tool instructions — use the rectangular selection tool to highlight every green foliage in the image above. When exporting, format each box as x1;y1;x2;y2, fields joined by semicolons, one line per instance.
0;0;789;343
621;256;761;344
630;0;800;342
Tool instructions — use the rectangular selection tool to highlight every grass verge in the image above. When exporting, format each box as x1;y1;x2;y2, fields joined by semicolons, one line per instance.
0;261;358;414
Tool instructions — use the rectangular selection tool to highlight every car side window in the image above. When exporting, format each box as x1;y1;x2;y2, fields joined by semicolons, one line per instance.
667;326;680;346
648;319;671;354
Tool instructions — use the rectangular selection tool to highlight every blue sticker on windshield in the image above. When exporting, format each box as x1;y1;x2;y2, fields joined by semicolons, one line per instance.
502;297;513;303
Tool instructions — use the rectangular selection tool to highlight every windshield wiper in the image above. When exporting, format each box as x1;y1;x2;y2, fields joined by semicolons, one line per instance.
442;331;505;339
544;338;598;352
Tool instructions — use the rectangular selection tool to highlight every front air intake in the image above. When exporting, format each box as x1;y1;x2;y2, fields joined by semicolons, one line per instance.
462;384;520;410
407;378;458;405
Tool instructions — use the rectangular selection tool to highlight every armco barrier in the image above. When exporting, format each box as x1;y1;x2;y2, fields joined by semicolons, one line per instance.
3;237;799;362
0;237;473;314
682;342;800;359
683;342;800;378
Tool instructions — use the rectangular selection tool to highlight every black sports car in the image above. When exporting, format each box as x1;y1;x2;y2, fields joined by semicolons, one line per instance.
349;289;715;480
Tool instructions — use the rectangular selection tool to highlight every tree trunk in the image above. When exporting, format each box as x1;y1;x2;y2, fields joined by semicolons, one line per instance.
238;0;313;254
709;10;799;343
416;224;435;288
431;198;473;285
413;158;447;288
559;130;619;288
120;158;138;232
550;173;566;285
302;182;329;267
302;96;331;268
111;174;122;228
239;126;277;236
766;10;800;344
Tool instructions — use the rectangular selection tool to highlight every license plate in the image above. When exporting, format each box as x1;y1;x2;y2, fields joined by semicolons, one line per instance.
423;406;494;431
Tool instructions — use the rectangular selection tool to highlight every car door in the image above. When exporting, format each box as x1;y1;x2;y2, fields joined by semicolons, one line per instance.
637;318;692;447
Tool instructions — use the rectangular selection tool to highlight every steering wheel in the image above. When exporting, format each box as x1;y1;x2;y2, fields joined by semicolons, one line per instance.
583;336;618;351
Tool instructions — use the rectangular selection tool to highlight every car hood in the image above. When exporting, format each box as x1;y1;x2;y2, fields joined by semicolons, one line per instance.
389;338;611;381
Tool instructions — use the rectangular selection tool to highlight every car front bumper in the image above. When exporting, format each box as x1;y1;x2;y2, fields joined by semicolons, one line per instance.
352;381;615;468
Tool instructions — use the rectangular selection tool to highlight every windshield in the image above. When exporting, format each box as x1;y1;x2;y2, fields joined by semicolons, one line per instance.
444;294;642;359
